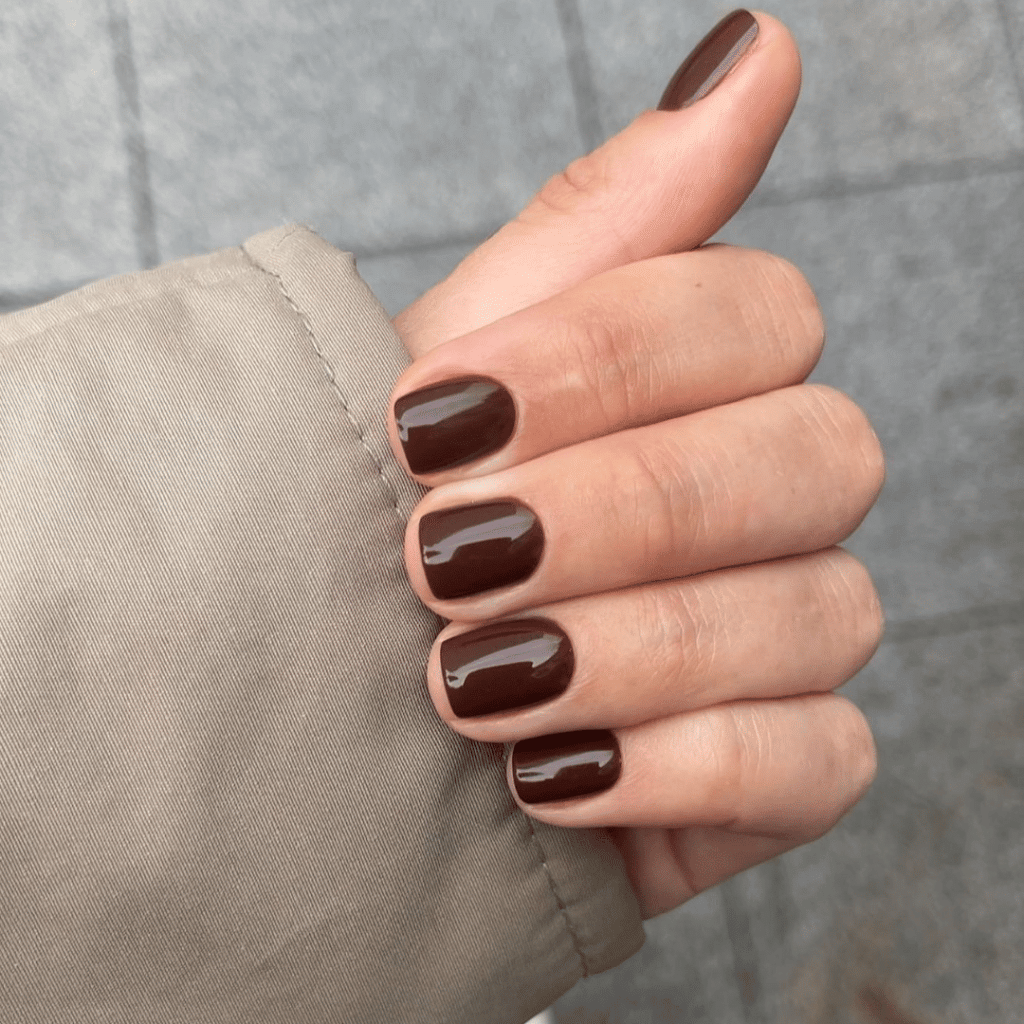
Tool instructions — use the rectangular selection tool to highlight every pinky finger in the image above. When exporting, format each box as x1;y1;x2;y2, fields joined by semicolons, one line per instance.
507;693;877;834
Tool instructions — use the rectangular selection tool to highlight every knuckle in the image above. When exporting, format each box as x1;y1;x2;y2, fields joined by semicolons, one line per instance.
708;708;749;827
524;148;637;265
817;549;887;671
530;151;611;221
625;437;697;565
826;694;878;813
792;694;877;843
709;694;877;840
634;584;715;699
554;297;651;428
794;384;886;502
710;704;761;828
744;250;826;380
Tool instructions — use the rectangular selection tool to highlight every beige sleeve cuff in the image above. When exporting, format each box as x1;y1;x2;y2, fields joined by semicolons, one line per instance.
0;224;644;1024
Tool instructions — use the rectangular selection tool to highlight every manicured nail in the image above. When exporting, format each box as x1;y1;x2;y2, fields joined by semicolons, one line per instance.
512;730;621;804
419;500;543;601
394;377;516;475
441;618;574;718
657;9;758;111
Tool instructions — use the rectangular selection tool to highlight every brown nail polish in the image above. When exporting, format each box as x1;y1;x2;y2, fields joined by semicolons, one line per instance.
420;500;543;601
441;618;574;718
657;9;758;111
512;730;621;804
394;377;516;475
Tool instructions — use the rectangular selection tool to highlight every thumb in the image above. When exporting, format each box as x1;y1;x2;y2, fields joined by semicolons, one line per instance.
396;10;801;358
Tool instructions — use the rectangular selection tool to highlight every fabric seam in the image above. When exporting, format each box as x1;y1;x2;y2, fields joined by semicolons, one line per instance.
239;240;403;524
250;226;591;979
522;796;591;979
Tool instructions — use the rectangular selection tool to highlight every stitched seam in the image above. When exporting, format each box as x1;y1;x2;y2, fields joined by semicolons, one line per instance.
250;228;589;976
241;244;403;523
523;809;590;978
258;223;304;261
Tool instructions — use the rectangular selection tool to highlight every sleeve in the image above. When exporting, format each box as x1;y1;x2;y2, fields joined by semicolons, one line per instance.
0;224;645;1024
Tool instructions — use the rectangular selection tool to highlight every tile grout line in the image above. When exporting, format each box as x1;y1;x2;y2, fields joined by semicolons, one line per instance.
105;0;160;270
692;597;1024;1024
360;154;1024;257
552;0;605;154
719;879;766;1024
993;0;1024;125
9;151;1024;297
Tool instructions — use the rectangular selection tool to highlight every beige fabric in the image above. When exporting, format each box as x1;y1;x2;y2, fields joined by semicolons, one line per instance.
0;225;644;1024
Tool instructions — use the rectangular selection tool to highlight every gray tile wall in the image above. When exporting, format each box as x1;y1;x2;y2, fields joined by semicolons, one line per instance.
0;3;137;296
2;2;1022;1021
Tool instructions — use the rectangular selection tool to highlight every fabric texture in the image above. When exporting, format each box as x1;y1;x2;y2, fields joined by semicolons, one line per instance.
0;225;645;1024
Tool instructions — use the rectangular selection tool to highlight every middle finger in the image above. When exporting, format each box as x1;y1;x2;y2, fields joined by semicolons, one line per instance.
404;383;885;623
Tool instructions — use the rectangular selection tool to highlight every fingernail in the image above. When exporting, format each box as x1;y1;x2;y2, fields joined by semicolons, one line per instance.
394;377;516;475
657;9;759;111
512;730;621;804
441;618;574;718
419;500;544;601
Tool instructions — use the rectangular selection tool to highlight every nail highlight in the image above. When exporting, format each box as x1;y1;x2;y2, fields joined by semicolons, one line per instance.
394;377;516;475
441;618;574;718
657;9;759;111
512;730;621;804
419;500;543;601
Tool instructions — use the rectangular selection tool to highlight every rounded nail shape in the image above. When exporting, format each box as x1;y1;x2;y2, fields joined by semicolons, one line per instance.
658;9;758;111
394;377;516;475
441;618;574;718
512;730;621;804
419;500;544;601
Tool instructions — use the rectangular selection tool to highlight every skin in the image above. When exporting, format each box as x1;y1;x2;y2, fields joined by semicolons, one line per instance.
389;12;884;920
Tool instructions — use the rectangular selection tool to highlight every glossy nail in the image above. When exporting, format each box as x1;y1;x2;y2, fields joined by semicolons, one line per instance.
441;618;574;718
657;9;758;111
394;377;517;475
420;500;543;601
512;730;621;804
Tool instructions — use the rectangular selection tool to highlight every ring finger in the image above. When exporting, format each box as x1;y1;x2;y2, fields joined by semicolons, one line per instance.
428;547;883;741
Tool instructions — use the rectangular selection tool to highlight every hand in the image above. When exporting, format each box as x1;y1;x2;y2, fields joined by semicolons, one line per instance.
390;11;883;920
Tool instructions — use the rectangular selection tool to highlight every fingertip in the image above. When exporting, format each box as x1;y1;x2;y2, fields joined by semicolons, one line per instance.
675;9;801;136
746;10;802;105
